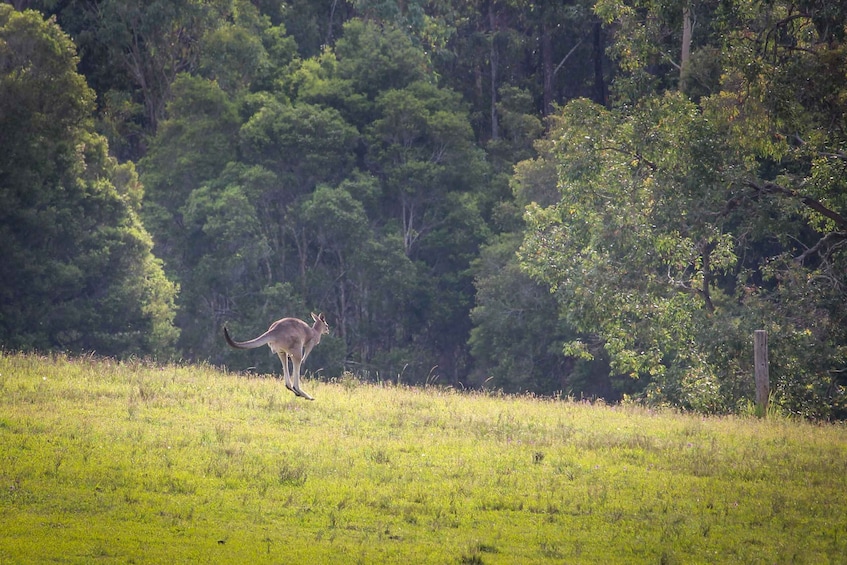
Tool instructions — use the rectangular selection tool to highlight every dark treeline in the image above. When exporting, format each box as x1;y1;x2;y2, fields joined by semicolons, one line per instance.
1;0;845;418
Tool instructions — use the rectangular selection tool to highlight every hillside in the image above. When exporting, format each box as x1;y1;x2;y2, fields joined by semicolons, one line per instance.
1;352;846;563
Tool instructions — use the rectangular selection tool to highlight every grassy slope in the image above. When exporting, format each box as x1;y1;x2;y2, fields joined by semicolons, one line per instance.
0;352;845;564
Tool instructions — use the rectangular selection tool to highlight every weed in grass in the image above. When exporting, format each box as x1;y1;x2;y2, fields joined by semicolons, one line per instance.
277;461;308;486
459;543;497;565
367;447;391;464
459;554;484;565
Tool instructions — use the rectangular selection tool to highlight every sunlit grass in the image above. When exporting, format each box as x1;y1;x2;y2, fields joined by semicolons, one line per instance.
1;352;845;563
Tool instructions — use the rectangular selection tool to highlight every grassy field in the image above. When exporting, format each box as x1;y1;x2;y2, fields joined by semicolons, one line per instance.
1;352;845;564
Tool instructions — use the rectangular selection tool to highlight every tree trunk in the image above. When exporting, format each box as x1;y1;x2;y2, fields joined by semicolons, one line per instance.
489;1;499;140
680;3;692;93
700;240;715;313
592;21;607;106
542;21;554;116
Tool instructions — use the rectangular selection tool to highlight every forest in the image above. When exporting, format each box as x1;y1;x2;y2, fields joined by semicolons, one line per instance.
1;0;845;418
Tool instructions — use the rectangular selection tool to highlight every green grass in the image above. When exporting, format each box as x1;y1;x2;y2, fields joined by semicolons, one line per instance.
1;352;846;564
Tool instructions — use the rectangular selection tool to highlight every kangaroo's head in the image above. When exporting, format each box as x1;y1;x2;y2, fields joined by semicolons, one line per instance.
311;312;330;335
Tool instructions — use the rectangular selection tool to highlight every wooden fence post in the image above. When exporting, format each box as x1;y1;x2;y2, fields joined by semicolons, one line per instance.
754;330;769;417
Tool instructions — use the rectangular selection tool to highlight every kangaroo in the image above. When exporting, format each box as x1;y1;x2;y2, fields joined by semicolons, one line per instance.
224;313;329;400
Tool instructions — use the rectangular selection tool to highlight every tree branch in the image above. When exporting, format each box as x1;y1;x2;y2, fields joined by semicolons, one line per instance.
699;238;716;313
598;145;657;171
796;231;847;264
553;37;585;77
746;180;847;231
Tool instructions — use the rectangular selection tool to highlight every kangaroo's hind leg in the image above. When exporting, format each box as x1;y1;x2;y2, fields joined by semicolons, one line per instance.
276;352;296;394
290;354;314;401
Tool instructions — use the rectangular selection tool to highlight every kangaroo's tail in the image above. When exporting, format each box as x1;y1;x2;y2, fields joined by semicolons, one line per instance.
223;326;272;350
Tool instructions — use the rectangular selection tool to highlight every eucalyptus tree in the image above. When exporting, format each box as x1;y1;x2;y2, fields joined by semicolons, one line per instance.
280;18;491;382
519;0;847;417
0;7;178;356
96;0;216;131
470;233;585;395
367;85;490;382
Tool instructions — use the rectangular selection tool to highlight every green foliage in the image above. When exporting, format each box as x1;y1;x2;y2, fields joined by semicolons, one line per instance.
520;91;847;415
141;74;240;214
199;22;269;93
11;0;847;416
196;0;297;94
286;47;372;125
367;79;487;257
469;233;576;395
520;0;847;417
238;99;359;189
522;96;707;381
132;15;494;385
14;0;609;397
1;353;846;562
0;7;178;357
334;18;433;100
81;0;223;131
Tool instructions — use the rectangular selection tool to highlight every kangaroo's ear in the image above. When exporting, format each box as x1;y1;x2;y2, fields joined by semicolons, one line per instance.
319;313;326;321
311;312;318;321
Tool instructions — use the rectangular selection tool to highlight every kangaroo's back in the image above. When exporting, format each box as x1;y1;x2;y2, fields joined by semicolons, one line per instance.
265;317;315;354
225;313;328;354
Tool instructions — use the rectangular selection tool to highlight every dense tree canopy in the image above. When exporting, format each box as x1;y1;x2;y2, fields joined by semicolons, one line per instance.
0;5;178;356
520;0;847;417
2;0;845;417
